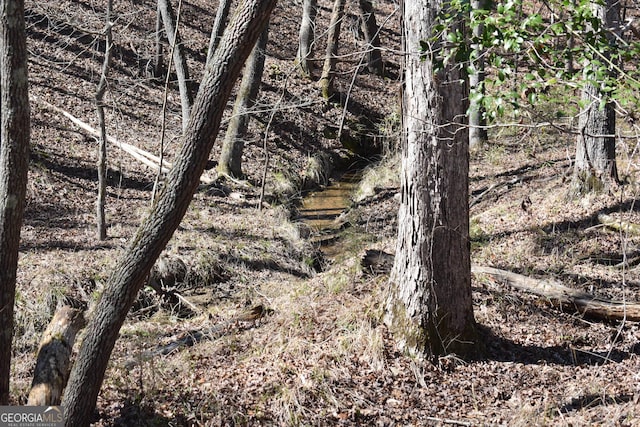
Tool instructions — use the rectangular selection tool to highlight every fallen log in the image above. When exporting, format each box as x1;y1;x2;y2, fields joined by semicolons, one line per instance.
124;305;266;368
27;306;86;405
34;97;215;184
472;265;640;322
598;213;640;236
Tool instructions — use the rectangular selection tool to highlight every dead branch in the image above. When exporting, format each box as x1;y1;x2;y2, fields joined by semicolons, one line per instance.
27;306;86;405
472;265;640;322
34;97;214;184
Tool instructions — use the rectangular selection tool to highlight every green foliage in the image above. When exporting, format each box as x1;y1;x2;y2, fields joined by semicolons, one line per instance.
424;0;640;121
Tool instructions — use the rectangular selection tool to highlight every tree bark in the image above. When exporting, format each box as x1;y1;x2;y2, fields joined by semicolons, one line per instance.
572;83;619;194
27;307;86;406
357;0;383;75
218;26;268;178
61;0;277;424
468;0;488;150
157;0;193;131
384;0;479;359
472;265;640;322
296;0;317;77
0;0;30;405
571;0;620;195
95;2;113;241
207;0;231;64
153;4;164;79
319;0;345;101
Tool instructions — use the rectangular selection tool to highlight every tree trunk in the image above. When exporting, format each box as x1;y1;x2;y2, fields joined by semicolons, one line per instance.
571;0;620;195
572;84;618;194
157;0;193;131
296;0;317;77
384;0;479;359
319;0;345;102
468;0;488;150
218;26;269;178
0;0;30;405
357;0;383;75
95;1;113;241
153;4;164;79
207;0;231;64
61;1;277;424
27;307;86;406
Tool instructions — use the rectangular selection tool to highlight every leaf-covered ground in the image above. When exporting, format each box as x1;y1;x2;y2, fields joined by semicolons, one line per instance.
12;0;640;425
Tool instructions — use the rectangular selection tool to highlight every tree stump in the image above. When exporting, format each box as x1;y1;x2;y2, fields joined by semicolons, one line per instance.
27;306;86;406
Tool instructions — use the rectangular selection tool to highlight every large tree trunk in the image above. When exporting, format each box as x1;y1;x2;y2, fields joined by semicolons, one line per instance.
319;0;345;101
61;1;277;424
296;0;317;77
157;0;193;131
572;84;618;194
207;0;231;64
357;0;383;76
0;0;30;405
218;26;269;178
384;0;478;359
571;0;620;195
468;0;488;150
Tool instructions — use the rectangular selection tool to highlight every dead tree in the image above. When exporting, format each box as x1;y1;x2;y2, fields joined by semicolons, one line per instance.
27;307;86;406
319;0;346;101
218;26;269;178
61;0;277;424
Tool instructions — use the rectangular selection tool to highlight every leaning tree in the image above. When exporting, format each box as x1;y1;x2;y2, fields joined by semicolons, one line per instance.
61;0;277;424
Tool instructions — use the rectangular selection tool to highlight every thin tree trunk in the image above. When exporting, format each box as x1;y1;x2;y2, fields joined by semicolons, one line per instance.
296;0;317;77
357;0;383;75
319;0;345;101
384;0;479;359
0;0;30;405
218;26;269;178
153;4;164;79
96;1;113;241
207;0;231;64
61;1;277;424
157;0;192;131
468;0;488;150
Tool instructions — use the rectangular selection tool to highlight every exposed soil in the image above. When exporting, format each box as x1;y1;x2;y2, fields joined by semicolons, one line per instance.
10;0;640;425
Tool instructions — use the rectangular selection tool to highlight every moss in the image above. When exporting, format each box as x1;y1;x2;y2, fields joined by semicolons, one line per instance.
384;296;429;356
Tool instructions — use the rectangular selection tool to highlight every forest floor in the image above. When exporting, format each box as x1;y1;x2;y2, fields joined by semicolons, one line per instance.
10;0;640;425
